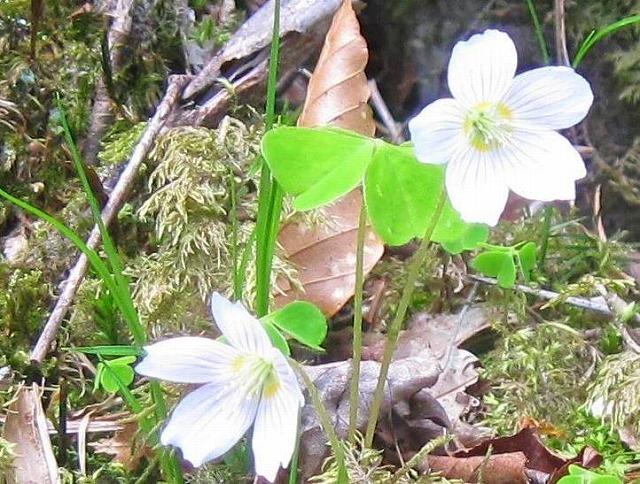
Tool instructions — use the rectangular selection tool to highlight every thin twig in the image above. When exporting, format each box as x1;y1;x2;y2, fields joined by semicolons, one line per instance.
367;79;403;144
470;274;640;324
554;0;570;66
30;76;188;365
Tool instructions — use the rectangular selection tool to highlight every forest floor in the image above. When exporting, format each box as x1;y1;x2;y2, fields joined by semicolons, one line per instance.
1;0;640;482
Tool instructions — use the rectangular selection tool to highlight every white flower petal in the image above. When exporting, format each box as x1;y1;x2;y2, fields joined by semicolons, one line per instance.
136;337;241;384
210;292;271;356
448;29;517;107
504;66;593;129
446;147;510;225
503;129;586;201
161;381;259;467
408;98;466;164
251;351;304;482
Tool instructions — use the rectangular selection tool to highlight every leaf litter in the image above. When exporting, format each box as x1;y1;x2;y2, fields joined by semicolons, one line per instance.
1;0;636;481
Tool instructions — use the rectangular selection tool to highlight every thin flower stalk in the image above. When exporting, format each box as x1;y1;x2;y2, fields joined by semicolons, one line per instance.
364;191;447;447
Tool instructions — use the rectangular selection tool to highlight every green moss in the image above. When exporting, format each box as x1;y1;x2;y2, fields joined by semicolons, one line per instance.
0;265;51;366
99;122;147;166
0;436;16;481
129;120;263;332
586;350;640;436
481;321;594;436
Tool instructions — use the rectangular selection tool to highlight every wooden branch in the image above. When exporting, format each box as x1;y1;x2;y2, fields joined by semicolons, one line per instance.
470;274;640;325
83;0;135;166
30;76;189;365
182;0;342;101
171;29;328;128
554;0;570;66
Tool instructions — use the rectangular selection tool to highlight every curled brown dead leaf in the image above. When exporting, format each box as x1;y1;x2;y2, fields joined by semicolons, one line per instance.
419;428;602;484
275;190;384;315
274;0;384;317
2;384;58;484
297;0;373;133
297;310;495;478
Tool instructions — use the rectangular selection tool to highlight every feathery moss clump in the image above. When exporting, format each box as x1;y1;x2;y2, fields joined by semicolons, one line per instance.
129;120;262;334
587;350;640;436
481;321;595;436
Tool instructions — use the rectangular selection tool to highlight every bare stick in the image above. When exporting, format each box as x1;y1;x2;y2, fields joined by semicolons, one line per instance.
469;274;625;317
554;0;570;66
30;76;188;365
367;79;403;144
83;0;135;166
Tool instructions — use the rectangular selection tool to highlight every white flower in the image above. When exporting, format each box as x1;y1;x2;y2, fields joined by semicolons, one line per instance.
135;293;304;482
409;29;594;225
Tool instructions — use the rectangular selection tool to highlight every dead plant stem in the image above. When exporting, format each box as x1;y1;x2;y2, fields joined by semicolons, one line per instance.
348;201;367;444
293;361;348;483
364;190;447;447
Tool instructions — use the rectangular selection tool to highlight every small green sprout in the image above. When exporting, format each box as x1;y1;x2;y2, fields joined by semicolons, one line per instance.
473;241;537;288
95;356;137;393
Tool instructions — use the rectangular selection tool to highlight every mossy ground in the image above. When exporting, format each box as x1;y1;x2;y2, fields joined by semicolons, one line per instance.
2;0;640;481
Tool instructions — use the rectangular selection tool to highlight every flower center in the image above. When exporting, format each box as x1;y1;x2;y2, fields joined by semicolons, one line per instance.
463;102;513;152
233;355;280;399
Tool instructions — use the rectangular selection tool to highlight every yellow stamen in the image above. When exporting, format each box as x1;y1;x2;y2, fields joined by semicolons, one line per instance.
233;354;280;399
463;102;513;152
262;372;281;399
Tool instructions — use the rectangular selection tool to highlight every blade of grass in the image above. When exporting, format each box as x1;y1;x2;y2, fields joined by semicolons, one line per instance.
229;166;242;300
0;188;181;481
56;95;145;344
0;187;118;296
526;0;551;64
255;0;283;316
55;99;183;482
573;14;640;68
68;345;142;356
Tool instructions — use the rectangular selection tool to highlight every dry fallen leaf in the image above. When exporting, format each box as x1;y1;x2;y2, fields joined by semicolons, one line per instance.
426;453;529;483
299;355;442;478
91;421;150;471
275;190;384;315
296;311;494;478
297;0;373;133
418;428;602;484
2;384;58;484
274;0;384;317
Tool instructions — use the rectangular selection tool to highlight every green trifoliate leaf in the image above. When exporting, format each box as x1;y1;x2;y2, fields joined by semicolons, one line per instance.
98;356;136;393
473;251;517;288
263;127;488;251
363;143;488;250
261;126;375;210
262;301;327;351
